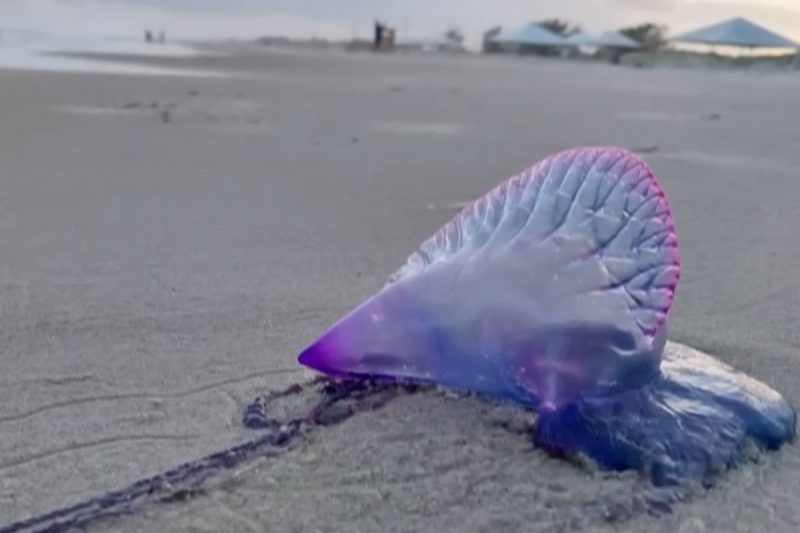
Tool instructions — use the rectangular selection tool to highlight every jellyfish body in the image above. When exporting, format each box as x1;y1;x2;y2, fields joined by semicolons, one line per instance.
298;147;795;485
535;342;795;485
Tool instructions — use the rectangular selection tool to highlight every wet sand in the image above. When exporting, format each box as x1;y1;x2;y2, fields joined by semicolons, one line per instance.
0;47;798;531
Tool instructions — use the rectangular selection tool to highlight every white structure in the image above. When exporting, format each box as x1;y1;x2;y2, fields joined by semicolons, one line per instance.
673;17;797;49
490;24;565;47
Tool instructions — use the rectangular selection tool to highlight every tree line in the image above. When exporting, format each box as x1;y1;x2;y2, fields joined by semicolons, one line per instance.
481;20;668;51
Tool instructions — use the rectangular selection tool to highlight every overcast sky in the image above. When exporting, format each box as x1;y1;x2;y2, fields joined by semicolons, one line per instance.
2;0;799;47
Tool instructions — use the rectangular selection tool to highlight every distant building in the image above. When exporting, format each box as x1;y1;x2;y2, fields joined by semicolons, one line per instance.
486;24;565;56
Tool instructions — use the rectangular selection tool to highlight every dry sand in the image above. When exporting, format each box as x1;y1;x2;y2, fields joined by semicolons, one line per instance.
0;46;798;531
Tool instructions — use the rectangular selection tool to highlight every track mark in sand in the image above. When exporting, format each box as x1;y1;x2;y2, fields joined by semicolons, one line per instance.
462;456;520;497
0;367;301;423
0;434;201;472
648;150;790;173
171;367;301;399
0;373;101;388
426;201;472;213
205;500;264;533
616;111;700;122
373;121;466;136
631;145;659;154
0;392;148;423
253;481;385;499
266;455;480;496
57;105;144;116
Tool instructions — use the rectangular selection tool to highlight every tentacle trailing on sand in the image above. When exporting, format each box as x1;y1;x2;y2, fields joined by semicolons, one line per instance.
0;378;419;533
299;146;796;485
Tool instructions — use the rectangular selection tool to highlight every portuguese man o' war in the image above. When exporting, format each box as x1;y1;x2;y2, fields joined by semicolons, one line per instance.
3;147;796;533
299;146;796;486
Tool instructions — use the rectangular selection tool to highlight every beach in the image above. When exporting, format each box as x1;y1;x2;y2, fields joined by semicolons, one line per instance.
0;45;798;531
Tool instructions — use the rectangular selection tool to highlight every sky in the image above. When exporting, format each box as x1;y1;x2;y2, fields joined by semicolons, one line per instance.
1;0;799;48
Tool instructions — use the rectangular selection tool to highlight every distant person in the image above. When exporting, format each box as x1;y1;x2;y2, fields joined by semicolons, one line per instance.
144;30;153;44
374;20;383;50
158;31;166;44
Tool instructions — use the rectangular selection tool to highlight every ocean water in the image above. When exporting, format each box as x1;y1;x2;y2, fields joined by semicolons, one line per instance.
0;30;217;76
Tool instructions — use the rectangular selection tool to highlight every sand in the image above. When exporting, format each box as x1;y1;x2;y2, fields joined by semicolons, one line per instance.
0;46;798;531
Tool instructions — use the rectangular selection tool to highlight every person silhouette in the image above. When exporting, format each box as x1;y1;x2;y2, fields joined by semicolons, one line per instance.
373;20;383;50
